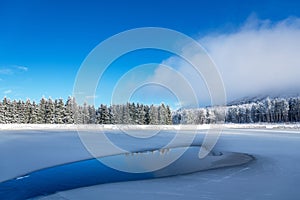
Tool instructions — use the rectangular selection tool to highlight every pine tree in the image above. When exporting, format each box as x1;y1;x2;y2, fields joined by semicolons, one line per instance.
144;105;150;125
158;103;166;125
23;99;32;123
29;101;39;124
110;105;122;124
0;101;4;123
121;104;130;124
108;106;115;124
88;105;96;124
64;96;76;124
75;105;84;124
82;102;90;124
165;105;172;125
98;104;110;124
2;97;11;123
37;98;47;123
45;98;55;124
128;103;136;124
149;105;159;125
10;100;18;123
136;103;145;125
54;99;65;124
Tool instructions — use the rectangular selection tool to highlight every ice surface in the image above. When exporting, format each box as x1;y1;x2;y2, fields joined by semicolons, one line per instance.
0;128;299;200
41;129;300;200
0;147;253;199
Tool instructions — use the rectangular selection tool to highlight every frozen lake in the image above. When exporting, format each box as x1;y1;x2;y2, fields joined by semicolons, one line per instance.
0;128;299;199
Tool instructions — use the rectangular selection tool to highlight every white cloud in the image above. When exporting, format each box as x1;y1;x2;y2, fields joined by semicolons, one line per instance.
4;90;12;94
16;66;28;72
149;16;300;106
200;16;300;100
0;65;28;75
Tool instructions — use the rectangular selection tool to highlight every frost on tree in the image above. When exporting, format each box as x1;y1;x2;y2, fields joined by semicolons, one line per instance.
172;97;299;124
1;96;300;125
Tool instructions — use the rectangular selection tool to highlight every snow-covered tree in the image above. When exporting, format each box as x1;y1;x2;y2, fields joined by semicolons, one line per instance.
165;105;172;125
64;96;76;124
45;98;55;124
29;101;39;124
54;99;65;124
149;105;159;125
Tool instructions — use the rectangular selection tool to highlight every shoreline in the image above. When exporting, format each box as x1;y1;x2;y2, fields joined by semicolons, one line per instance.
0;123;300;131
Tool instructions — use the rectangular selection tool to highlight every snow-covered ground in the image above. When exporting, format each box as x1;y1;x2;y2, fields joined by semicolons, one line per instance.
0;128;300;199
0;123;300;131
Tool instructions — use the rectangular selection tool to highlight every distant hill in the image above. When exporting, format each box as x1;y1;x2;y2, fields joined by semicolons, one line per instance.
228;92;300;106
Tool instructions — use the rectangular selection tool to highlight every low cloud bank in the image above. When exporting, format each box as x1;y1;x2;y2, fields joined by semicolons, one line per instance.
149;16;300;107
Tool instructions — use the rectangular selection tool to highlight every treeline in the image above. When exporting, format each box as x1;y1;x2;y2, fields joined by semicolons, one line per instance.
2;96;300;125
173;97;300;124
0;97;172;125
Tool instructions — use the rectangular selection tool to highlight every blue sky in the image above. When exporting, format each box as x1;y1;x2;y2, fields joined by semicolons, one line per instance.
1;0;300;108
